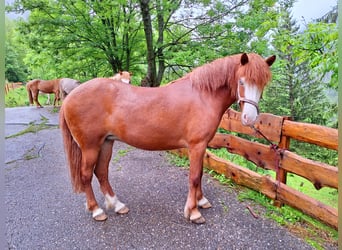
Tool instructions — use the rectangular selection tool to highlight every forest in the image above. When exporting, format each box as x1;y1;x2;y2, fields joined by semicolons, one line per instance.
5;0;338;164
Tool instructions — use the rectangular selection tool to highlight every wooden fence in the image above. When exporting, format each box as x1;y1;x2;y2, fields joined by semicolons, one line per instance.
5;82;23;95
171;108;338;229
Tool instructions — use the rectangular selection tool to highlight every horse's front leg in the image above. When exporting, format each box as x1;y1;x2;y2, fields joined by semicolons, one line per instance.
184;143;209;224
196;169;212;209
34;90;43;108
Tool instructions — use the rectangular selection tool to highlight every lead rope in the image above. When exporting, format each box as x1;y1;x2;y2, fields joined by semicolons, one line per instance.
251;125;278;150
251;125;283;203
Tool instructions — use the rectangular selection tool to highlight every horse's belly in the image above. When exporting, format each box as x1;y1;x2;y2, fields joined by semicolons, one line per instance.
114;129;186;151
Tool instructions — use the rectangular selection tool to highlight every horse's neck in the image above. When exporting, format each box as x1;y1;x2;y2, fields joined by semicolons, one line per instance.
206;86;237;118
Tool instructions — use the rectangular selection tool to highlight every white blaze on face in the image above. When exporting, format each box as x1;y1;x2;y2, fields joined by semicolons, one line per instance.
121;78;130;84
240;80;262;126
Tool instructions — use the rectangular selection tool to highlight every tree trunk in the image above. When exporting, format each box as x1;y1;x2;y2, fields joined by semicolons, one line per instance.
139;0;157;87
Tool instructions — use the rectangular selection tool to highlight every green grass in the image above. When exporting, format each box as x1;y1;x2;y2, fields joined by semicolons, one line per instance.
5;86;50;107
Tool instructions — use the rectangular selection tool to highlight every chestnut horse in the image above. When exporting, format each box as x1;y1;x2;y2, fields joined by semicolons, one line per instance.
60;53;276;223
27;79;61;108
110;71;132;84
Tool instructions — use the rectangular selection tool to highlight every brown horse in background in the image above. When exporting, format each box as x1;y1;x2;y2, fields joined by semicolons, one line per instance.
110;71;132;84
60;53;276;223
26;79;61;108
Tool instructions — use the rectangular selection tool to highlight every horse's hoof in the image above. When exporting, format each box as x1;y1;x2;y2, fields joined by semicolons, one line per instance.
189;211;206;224
93;213;108;221
199;201;212;209
198;197;212;209
190;216;206;224
92;208;108;221
116;206;129;215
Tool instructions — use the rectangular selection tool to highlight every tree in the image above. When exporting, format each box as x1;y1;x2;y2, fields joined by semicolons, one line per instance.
262;0;333;126
139;0;278;86
8;0;280;86
5;16;28;82
8;0;144;80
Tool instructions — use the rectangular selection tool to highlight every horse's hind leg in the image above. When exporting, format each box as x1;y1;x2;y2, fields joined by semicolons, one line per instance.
94;140;129;215
53;91;61;106
81;148;107;221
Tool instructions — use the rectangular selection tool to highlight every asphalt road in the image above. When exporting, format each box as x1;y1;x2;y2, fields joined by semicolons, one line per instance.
4;106;318;249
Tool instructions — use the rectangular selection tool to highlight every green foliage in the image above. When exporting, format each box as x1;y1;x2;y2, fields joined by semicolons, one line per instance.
292;22;338;90
290;141;338;166
7;0;146;81
5;86;50;107
5;86;29;107
5;17;28;82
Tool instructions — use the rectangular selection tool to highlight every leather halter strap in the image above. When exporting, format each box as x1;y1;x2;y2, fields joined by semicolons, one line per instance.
237;98;260;115
237;80;260;115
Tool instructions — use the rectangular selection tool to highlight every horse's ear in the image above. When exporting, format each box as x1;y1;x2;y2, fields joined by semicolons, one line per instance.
240;53;249;65
129;72;133;76
119;70;123;75
265;55;276;67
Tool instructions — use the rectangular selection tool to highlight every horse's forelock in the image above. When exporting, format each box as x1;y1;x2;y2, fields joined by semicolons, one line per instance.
237;53;272;88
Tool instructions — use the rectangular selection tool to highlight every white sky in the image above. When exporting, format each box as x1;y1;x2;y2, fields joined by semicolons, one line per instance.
6;0;337;22
292;0;337;23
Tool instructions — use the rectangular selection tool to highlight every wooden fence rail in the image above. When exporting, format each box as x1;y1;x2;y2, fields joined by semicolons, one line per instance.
5;82;23;95
171;108;338;229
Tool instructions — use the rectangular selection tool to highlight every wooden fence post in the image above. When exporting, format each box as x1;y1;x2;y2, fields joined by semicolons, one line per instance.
274;116;291;207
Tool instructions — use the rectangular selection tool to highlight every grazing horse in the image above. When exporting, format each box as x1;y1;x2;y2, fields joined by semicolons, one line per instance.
59;78;81;100
26;79;61;108
110;71;132;84
59;53;276;223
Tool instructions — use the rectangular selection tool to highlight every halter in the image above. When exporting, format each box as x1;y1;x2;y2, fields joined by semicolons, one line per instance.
237;79;260;115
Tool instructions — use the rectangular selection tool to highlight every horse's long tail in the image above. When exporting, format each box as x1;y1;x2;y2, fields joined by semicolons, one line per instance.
59;106;84;193
26;84;33;105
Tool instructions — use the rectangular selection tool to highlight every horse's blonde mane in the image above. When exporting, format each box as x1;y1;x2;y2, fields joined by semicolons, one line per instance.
189;56;237;92
186;53;272;98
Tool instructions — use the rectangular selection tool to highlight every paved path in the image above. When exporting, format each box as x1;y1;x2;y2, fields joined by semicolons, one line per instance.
5;107;317;249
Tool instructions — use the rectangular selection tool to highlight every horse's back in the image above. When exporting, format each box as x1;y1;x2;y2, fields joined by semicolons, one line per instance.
37;79;60;93
26;79;40;89
63;77;215;151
